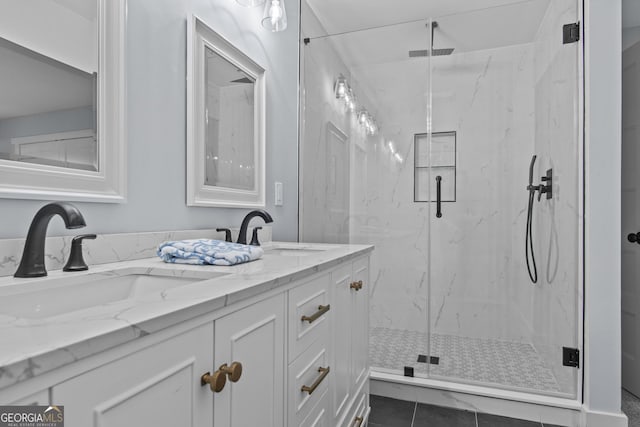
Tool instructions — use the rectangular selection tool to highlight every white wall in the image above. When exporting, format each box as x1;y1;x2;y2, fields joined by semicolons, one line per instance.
0;0;299;241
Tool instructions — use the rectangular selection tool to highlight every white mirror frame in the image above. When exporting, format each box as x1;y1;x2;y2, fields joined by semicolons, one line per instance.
0;0;126;203
186;16;266;208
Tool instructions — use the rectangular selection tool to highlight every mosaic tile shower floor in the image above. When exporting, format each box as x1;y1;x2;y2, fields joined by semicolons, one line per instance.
370;327;560;392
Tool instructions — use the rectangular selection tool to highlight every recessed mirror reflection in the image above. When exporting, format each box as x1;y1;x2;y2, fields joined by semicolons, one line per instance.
0;37;97;172
204;46;255;191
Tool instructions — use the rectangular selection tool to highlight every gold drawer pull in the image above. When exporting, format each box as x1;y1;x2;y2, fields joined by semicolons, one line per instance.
301;304;330;323
350;280;363;291
301;366;330;395
352;416;364;427
201;361;243;393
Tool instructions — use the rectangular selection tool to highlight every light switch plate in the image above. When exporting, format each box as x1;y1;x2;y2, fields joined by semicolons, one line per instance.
275;182;283;206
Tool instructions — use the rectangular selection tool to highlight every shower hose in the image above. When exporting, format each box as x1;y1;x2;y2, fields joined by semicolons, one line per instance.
526;187;538;283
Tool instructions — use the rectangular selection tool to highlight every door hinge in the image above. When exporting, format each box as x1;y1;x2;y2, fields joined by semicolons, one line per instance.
563;347;580;368
563;22;580;44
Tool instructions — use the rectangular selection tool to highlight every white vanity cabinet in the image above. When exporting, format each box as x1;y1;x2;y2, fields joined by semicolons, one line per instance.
287;255;369;427
49;295;286;427
1;251;371;427
212;293;285;427
51;323;215;427
330;257;370;427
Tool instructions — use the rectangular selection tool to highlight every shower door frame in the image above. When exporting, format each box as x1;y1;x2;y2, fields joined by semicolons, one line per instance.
297;0;586;410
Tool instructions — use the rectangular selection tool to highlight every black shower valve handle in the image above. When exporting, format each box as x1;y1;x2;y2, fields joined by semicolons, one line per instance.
628;232;640;244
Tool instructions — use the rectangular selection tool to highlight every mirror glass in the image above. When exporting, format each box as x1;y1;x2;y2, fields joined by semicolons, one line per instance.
0;0;98;172
204;47;255;190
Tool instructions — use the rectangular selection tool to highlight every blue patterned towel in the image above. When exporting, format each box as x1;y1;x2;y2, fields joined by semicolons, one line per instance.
157;239;264;266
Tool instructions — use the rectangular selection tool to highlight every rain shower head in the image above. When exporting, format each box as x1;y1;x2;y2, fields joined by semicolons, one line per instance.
408;21;454;57
408;48;455;57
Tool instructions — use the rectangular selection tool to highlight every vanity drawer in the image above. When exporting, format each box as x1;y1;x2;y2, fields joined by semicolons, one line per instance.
340;379;369;427
288;337;330;426
299;388;329;427
288;273;330;360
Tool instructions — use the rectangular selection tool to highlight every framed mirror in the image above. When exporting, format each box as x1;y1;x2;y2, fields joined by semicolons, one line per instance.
0;0;126;202
187;16;266;208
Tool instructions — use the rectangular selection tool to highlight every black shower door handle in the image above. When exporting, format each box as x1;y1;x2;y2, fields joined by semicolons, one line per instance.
436;175;442;218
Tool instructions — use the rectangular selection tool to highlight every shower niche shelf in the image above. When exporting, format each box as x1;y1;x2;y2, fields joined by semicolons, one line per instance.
414;131;456;203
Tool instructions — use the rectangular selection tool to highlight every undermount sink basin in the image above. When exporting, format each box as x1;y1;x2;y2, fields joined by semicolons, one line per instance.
0;268;228;320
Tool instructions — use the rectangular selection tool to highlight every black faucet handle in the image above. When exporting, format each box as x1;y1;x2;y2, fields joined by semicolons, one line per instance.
63;234;96;272
250;227;263;246
216;228;233;243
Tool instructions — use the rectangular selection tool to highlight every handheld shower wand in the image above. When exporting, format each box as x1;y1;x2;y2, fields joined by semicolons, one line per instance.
526;156;538;283
525;155;554;284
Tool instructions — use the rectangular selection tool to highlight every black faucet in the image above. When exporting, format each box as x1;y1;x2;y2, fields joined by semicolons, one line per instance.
14;202;87;278
237;209;273;245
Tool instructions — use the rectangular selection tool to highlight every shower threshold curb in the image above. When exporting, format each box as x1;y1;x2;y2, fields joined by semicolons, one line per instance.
371;370;582;426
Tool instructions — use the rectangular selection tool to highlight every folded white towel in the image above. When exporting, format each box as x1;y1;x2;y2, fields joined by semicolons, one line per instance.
157;239;264;266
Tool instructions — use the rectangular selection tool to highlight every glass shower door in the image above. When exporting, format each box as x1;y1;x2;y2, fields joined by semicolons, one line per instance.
299;7;433;377
426;0;582;397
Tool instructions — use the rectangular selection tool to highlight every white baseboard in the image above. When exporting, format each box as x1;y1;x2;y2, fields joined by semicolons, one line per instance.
582;408;628;427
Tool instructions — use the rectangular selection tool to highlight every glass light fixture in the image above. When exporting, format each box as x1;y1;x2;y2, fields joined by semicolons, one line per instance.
368;119;378;135
346;91;357;112
236;0;265;6
262;0;287;32
334;75;347;99
358;110;368;125
344;86;352;103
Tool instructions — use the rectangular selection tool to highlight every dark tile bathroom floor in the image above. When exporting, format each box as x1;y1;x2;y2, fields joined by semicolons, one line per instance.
369;395;568;427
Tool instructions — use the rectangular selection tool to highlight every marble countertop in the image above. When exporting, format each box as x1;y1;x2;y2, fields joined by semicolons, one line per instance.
0;242;373;391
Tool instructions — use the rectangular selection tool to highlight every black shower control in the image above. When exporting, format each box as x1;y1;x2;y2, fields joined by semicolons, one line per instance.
628;232;640;244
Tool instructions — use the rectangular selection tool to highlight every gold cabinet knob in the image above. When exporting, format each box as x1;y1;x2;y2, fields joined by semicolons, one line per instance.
352;416;364;427
350;280;363;291
221;361;243;383
201;361;243;393
201;370;227;393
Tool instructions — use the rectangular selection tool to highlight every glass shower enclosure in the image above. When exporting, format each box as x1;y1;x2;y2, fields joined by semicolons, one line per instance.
299;0;582;399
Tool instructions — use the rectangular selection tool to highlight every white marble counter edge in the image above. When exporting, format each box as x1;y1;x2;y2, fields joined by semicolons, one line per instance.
0;242;373;391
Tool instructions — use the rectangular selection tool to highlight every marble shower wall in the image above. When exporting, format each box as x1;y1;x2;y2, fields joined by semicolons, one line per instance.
426;44;536;342
531;0;581;395
299;3;374;246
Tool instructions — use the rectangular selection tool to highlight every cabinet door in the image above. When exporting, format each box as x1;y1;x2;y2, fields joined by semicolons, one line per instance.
330;263;353;422
214;294;285;427
52;323;213;427
351;257;369;389
9;390;49;405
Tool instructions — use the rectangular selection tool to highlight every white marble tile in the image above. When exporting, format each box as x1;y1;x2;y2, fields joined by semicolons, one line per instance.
0;226;272;278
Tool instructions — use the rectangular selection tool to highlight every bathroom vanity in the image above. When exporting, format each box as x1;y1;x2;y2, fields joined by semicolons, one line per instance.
0;241;372;427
